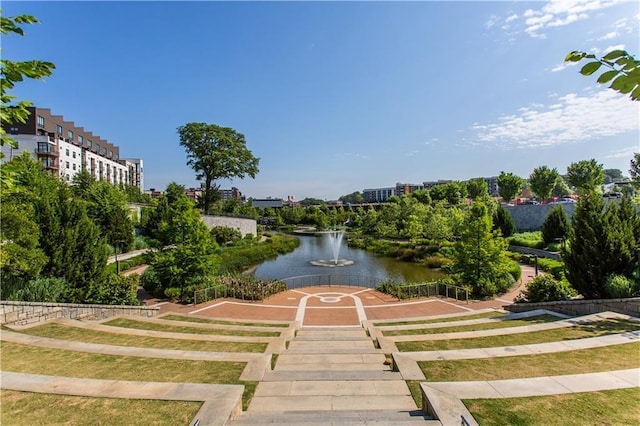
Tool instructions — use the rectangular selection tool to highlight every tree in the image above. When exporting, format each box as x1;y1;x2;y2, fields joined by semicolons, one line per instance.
339;191;363;205
177;123;259;214
552;177;572;198
630;153;640;188
453;200;511;297
467;177;488;199
409;189;431;205
492;204;516;237
1;11;56;149
603;168;625;184
497;172;523;203
529;166;559;201
541;205;570;245
430;181;467;205
566;159;604;194
564;193;636;298
565;50;640;101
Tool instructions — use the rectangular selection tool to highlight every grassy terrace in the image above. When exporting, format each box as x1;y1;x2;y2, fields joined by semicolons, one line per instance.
2;390;201;425
396;318;640;352
374;311;505;327
161;314;290;328
418;342;640;381
103;318;281;337
383;314;560;336
1;341;258;409
17;323;268;353
465;388;640;426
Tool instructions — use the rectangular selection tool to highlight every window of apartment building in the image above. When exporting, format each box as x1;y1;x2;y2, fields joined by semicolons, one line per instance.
56;125;63;135
87;140;92;149
102;147;107;155
96;144;100;153
66;161;69;169
72;152;76;159
108;150;113;158
37;115;45;127
78;135;83;146
67;130;73;140
65;148;69;156
73;164;76;171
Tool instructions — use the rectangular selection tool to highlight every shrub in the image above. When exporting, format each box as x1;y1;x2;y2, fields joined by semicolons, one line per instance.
505;259;522;282
517;274;577;303
210;226;242;245
424;256;452;268
2;277;68;302
87;274;140;305
541;206;570;245
604;274;635;298
493;204;516;237
507;232;545;249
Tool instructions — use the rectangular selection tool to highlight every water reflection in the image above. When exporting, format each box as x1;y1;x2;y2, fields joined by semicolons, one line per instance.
252;234;445;283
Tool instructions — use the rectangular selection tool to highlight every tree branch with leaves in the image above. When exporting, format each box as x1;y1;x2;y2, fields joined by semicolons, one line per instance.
565;50;640;101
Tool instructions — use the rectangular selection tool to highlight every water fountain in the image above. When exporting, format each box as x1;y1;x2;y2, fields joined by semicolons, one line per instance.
309;229;354;267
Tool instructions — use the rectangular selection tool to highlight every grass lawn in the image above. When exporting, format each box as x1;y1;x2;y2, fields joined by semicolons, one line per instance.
162;314;290;328
465;388;640;426
18;323;267;353
103;318;280;337
383;314;560;336
374;311;505;327
396;318;639;352
1;390;201;425
1;341;256;409
418;342;640;382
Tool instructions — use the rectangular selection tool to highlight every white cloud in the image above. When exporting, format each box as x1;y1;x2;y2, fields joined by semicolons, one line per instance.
550;61;579;72
603;146;637;159
485;15;500;29
511;0;623;38
505;13;519;23
598;31;618;40
470;90;640;149
604;44;625;53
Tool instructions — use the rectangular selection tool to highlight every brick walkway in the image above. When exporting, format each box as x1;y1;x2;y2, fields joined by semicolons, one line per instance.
149;265;538;326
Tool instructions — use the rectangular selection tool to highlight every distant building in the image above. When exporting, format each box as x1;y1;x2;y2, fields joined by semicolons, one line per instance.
395;182;423;197
1;107;142;189
423;179;452;190
363;187;394;203
252;198;284;209
218;187;243;201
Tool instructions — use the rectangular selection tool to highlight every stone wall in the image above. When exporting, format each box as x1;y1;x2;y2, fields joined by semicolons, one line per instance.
201;215;257;238
504;203;576;232
508;245;562;260
504;297;640;318
0;301;160;326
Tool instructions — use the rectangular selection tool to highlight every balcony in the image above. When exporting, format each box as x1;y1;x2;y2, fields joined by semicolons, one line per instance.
36;143;59;157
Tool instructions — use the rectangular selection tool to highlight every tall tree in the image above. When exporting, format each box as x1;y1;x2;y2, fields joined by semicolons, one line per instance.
629;153;640;188
453;200;510;297
1;10;56;149
564;193;636;298
566;159;604;194
177;123;259;214
497;172;523;203
603;168;625;184
467;177;488;199
565;50;639;101
552;177;572;198
492;204;516;237
529;166;559;201
541;205;570;245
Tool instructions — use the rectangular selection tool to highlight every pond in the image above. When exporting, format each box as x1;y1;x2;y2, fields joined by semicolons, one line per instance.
252;233;446;286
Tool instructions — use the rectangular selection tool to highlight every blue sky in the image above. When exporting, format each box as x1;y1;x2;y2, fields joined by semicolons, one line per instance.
5;1;640;200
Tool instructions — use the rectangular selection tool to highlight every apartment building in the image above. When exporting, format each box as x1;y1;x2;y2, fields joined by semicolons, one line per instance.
1;107;143;189
363;187;394;203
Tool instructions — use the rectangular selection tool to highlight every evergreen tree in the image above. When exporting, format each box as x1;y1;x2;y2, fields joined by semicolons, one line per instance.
541;206;570;245
564;193;636;298
492;204;516;237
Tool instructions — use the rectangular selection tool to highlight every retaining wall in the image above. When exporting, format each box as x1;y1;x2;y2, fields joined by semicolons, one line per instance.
0;301;160;326
504;203;576;232
504;297;640;318
201;215;257;237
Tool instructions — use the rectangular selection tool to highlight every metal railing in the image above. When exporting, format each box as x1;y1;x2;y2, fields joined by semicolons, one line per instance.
279;274;383;290
379;281;469;303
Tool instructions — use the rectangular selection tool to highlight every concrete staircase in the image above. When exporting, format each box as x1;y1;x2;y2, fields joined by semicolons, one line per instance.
231;327;433;425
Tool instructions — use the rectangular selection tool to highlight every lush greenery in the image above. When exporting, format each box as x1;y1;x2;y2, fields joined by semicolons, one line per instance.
516;274;577;303
0;154;138;305
541;205;570;245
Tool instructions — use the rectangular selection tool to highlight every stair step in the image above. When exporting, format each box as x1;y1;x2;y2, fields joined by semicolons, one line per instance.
254;380;412;397
262;370;403;381
247;395;418;413
230;410;435;425
276;353;386;365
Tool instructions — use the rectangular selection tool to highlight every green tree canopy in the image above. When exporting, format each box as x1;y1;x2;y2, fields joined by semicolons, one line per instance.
566;159;604;194
529;166;559;201
497;172;523;203
603;168;625;184
551;177;572;198
177;123;259;214
466;177;488;199
541;205;570;245
338;191;364;204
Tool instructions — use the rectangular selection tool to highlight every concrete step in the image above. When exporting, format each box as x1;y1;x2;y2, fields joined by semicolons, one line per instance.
254;380;413;398
295;330;370;340
262;370;404;381
276;353;387;366
230;410;435;425
247;395;419;413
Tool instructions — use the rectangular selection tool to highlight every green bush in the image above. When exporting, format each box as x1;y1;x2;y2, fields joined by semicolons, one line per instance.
424;256;452;268
2;277;68;302
604;274;636;298
516;274;577;303
210;226;242;245
87;274;140;305
541;206;570;245
505;259;522;282
507;232;545;249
